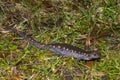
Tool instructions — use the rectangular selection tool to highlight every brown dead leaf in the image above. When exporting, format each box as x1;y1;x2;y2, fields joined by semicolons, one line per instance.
91;71;108;78
42;1;53;8
85;33;91;50
86;61;94;67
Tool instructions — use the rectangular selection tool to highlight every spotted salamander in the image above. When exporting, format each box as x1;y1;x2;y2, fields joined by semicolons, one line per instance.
6;24;101;61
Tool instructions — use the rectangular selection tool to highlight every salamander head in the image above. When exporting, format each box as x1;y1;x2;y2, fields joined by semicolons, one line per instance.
87;50;101;60
77;50;101;61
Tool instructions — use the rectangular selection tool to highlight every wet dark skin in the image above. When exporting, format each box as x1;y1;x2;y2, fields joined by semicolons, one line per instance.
5;23;101;61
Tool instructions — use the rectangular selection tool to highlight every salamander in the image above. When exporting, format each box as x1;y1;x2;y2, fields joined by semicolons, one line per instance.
6;23;101;61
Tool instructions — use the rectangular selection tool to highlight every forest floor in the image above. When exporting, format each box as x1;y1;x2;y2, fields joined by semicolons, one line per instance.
0;0;120;80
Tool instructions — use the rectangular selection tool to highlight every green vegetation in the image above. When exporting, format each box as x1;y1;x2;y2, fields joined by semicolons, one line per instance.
0;0;120;80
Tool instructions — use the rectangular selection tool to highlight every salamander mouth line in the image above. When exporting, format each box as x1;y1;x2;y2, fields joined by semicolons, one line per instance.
5;23;101;61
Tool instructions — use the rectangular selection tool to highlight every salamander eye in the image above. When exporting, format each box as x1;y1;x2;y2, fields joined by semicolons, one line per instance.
93;53;97;56
93;53;100;57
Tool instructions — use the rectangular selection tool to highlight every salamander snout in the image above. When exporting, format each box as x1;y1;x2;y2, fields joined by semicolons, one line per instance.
90;51;101;59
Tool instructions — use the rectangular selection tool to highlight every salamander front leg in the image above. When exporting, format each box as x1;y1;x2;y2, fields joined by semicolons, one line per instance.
77;58;82;62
